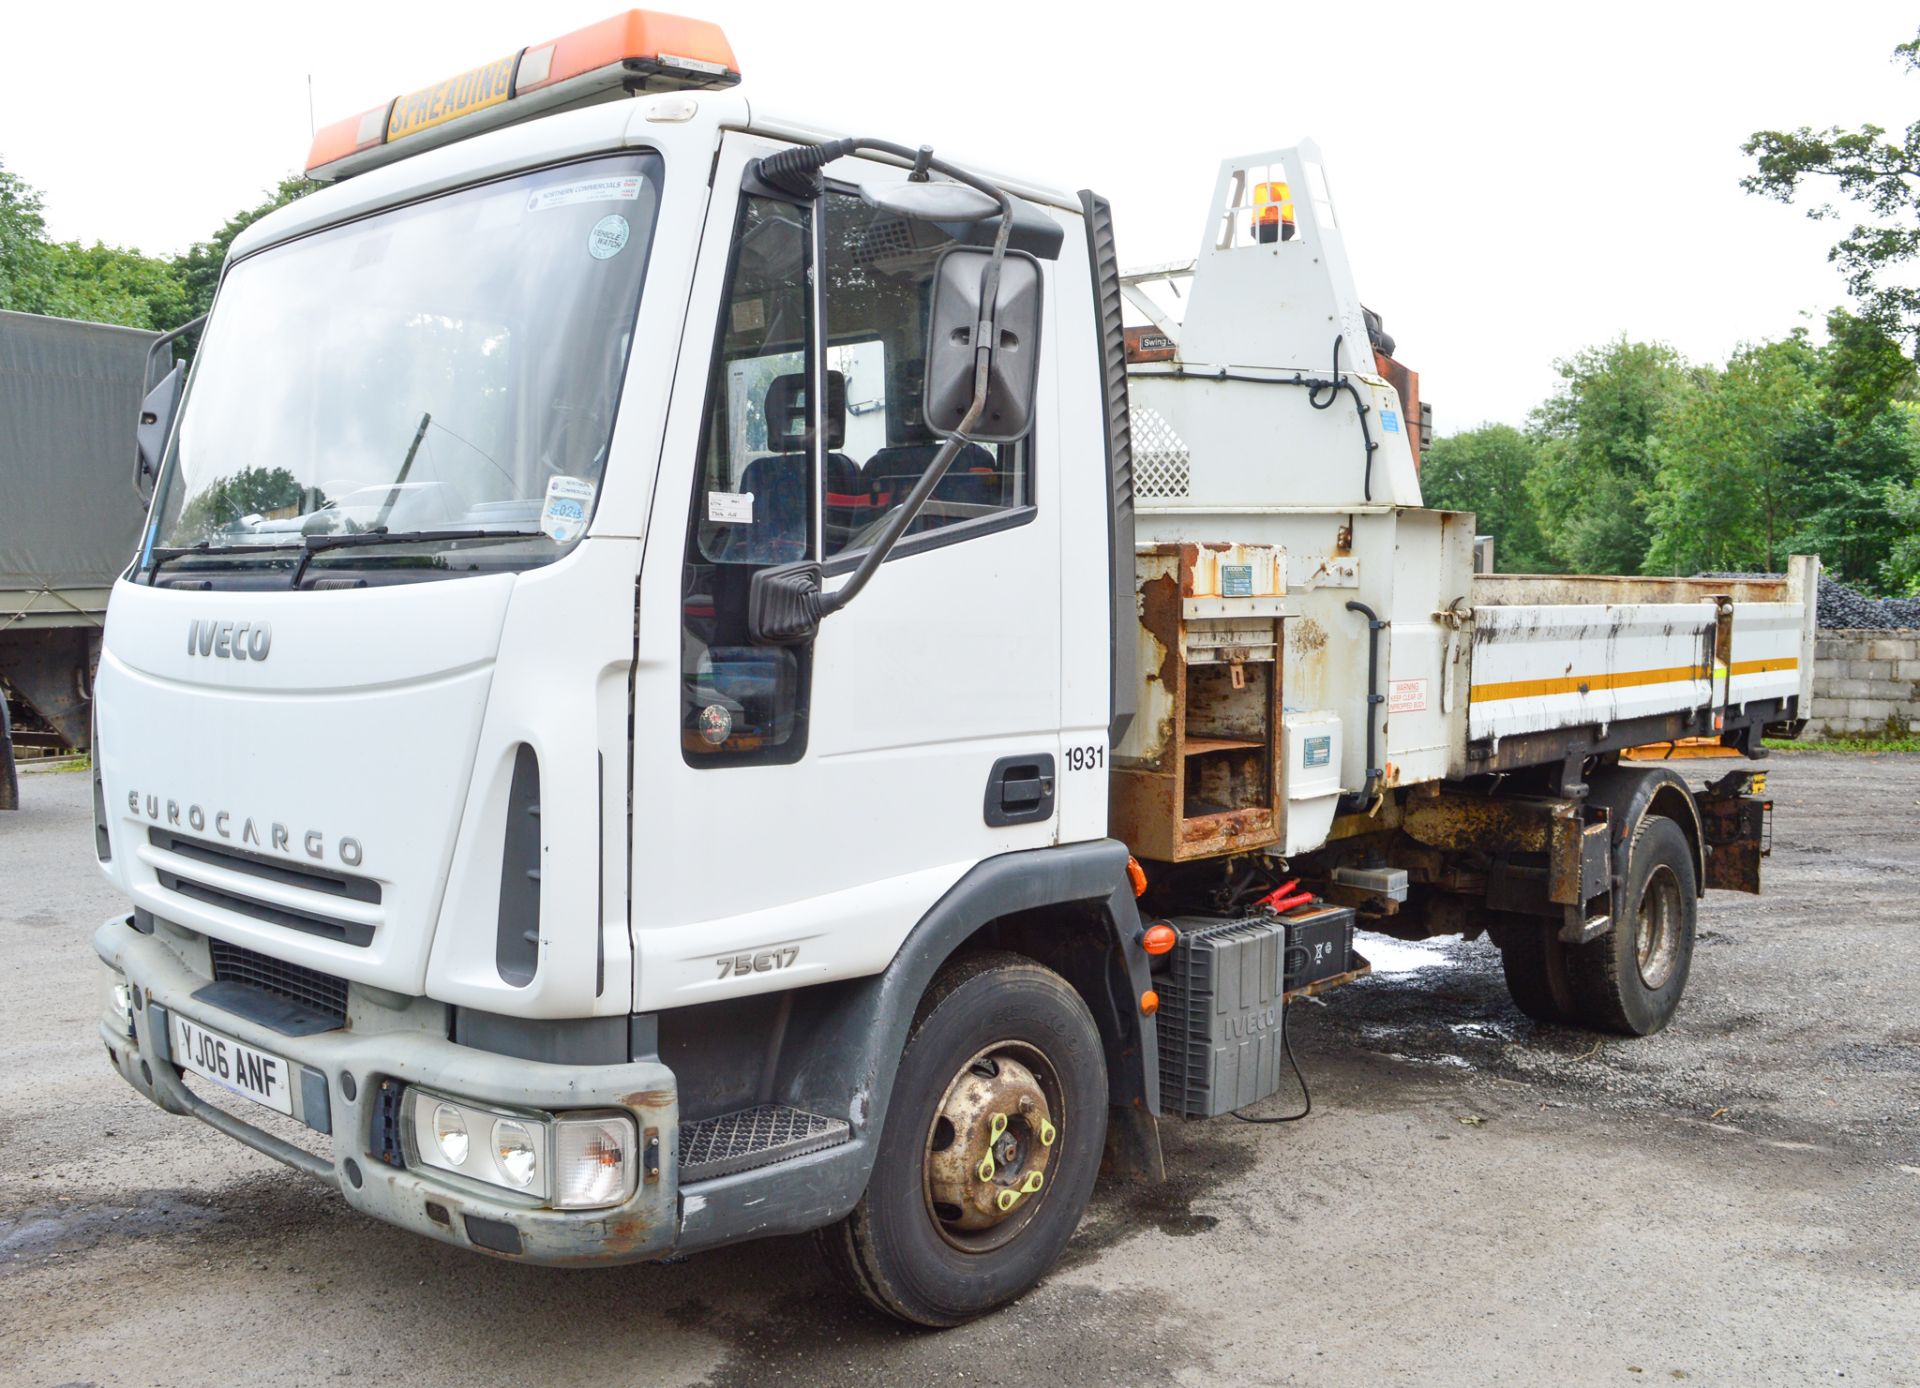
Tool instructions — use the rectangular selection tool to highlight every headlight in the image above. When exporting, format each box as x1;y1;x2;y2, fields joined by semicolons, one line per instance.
431;1103;470;1166
492;1119;540;1189
403;1089;549;1201
553;1114;637;1210
399;1090;638;1210
105;978;135;1039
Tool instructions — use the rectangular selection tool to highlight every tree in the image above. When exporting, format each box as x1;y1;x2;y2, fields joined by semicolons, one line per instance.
1419;425;1554;572
1;160;51;311
1644;335;1821;576
176;174;317;322
1;158;190;329
34;239;190;330
1744;29;1920;357
1884;473;1920;594
1525;339;1693;575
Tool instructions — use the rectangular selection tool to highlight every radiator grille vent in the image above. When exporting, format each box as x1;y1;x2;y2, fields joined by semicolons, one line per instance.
209;940;349;1028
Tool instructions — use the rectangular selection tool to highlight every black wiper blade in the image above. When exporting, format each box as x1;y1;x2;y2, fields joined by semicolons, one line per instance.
300;527;542;553
147;540;303;582
289;528;545;588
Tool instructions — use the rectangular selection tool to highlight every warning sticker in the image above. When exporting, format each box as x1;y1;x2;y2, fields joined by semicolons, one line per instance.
540;476;595;543
527;176;646;212
1389;678;1428;714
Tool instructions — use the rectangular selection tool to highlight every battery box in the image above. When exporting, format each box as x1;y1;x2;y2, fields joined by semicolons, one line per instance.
1155;905;1358;1119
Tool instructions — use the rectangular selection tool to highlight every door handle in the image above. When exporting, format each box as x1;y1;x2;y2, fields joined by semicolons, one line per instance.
984;755;1056;827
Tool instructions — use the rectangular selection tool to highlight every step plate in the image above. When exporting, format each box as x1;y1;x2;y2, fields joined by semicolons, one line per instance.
679;1104;851;1184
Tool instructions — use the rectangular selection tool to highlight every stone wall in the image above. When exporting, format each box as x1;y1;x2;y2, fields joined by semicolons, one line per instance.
1808;630;1920;738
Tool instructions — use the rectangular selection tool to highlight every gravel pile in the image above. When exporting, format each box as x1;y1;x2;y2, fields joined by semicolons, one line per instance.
1817;576;1920;630
1699;572;1920;630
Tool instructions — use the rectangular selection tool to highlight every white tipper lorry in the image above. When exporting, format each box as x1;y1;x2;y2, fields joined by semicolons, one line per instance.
92;9;1815;1325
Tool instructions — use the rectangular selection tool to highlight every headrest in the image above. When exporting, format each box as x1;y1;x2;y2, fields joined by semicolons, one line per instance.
764;370;845;451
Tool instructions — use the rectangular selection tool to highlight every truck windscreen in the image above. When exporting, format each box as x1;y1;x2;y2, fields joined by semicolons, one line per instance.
142;152;662;582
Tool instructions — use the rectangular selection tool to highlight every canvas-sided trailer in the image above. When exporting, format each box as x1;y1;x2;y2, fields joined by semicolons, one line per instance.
0;311;170;807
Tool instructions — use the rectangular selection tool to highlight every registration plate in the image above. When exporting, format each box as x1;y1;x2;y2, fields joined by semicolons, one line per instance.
172;1015;293;1116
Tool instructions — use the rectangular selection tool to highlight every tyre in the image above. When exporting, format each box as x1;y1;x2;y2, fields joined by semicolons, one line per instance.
816;951;1108;1326
1495;916;1574;1024
1565;814;1698;1035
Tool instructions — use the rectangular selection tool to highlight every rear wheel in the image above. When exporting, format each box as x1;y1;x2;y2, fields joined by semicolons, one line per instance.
1496;917;1574;1024
1564;814;1698;1035
816;951;1107;1326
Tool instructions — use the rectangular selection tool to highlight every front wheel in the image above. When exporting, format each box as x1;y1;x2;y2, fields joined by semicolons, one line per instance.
816;951;1108;1326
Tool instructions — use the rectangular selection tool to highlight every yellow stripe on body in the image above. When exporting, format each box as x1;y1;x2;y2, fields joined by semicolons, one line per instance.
1469;664;1706;705
1729;657;1799;677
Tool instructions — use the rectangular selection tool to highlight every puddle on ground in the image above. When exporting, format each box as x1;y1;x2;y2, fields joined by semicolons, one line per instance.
1353;932;1456;975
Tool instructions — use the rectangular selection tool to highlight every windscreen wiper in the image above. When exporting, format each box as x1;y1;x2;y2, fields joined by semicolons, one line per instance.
288;527;544;588
146;540;303;583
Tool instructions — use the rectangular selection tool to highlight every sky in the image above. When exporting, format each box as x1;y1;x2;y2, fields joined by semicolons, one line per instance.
4;0;1916;430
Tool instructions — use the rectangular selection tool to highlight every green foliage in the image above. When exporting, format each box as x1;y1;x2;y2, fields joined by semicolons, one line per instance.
1425;313;1920;591
1419;425;1553;571
1743;29;1920;355
0;160;56;312
1884;474;1920;595
34;239;191;330
1644;335;1820;576
1766;733;1920;753
0;159;313;336
1524;340;1692;575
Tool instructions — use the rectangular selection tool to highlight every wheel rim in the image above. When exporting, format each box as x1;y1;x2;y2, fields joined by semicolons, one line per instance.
922;1040;1062;1254
1635;862;1684;989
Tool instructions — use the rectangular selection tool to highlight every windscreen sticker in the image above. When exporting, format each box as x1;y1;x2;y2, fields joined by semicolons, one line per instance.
587;214;631;260
707;491;753;525
541;476;596;542
527;176;646;212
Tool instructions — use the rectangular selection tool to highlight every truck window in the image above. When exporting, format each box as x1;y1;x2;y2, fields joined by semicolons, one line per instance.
683;193;817;763
144;152;661;581
819;188;1030;558
679;181;1038;766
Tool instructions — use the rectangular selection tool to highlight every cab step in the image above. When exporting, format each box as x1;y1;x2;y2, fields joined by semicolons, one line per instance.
679;1103;851;1183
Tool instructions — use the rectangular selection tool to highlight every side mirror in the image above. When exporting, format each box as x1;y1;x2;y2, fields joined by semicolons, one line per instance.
134;364;184;503
924;247;1043;444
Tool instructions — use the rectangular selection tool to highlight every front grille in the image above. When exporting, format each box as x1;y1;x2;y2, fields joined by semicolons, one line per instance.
149;828;377;947
209;940;349;1028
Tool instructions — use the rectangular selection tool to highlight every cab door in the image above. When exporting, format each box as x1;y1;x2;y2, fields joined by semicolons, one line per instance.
628;134;1064;1011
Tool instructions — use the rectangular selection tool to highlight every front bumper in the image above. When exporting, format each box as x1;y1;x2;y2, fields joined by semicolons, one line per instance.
94;914;679;1266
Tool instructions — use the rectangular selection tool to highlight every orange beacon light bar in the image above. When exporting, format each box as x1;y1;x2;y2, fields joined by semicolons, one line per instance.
306;9;740;182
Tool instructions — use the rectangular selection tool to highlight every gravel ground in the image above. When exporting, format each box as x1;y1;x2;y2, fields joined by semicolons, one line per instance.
3;753;1918;1386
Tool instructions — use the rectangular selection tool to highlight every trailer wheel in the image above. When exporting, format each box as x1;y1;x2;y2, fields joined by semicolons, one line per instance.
1495;917;1574;1024
1565;815;1698;1035
816;951;1107;1326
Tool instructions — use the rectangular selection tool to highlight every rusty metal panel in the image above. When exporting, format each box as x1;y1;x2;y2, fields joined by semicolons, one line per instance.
1111;542;1285;862
1401;792;1564;854
1700;794;1768;894
1473;574;1790;606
